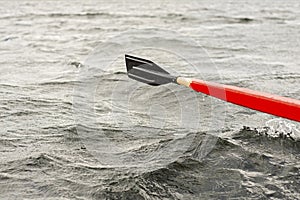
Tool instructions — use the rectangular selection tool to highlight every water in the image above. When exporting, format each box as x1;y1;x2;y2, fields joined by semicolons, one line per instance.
0;0;299;199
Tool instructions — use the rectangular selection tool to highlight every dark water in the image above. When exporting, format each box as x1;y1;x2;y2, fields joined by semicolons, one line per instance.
0;1;299;199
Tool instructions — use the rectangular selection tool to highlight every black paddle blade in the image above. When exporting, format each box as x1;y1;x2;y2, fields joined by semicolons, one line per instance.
125;54;176;86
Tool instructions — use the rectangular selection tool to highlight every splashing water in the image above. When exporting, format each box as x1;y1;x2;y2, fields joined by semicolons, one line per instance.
263;119;300;140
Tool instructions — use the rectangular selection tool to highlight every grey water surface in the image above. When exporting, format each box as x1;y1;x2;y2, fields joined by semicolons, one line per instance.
0;0;300;199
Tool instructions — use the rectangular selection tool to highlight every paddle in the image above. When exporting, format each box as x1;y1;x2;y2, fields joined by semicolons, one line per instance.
125;54;300;122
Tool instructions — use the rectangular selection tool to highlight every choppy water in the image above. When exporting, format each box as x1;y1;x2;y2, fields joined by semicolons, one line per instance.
0;0;300;199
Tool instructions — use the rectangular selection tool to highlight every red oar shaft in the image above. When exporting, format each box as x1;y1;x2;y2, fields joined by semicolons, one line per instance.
177;77;300;122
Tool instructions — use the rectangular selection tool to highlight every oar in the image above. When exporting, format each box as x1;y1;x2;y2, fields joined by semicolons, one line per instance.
125;54;300;122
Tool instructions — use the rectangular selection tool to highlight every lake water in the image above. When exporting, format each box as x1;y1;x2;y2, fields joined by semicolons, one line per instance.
0;0;299;199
